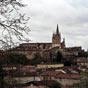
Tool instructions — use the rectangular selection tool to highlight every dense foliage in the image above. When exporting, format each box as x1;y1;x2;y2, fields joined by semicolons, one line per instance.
48;81;61;88
28;52;42;65
78;52;88;57
73;71;88;88
0;66;6;88
0;53;30;65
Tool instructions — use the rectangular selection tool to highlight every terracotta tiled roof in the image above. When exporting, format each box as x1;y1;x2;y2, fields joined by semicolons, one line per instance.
7;70;38;77
55;73;81;79
40;71;59;77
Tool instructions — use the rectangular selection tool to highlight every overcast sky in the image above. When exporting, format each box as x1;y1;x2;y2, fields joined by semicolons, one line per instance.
22;0;88;50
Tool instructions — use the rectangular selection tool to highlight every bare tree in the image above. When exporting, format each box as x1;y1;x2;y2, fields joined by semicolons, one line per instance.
0;0;30;50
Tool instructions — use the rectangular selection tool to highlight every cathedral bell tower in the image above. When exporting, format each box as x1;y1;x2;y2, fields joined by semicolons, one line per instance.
52;24;61;48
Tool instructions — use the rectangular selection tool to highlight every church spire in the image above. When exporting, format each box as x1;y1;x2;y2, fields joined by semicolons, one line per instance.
56;24;59;34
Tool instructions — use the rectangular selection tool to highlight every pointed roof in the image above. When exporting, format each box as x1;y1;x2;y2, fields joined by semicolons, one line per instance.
56;24;59;34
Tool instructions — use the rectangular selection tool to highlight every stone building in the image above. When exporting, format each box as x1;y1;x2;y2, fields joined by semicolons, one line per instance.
7;24;84;61
8;24;65;59
52;24;65;48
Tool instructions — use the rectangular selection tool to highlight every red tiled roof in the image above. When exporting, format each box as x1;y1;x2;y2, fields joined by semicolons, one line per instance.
55;73;81;79
41;71;59;77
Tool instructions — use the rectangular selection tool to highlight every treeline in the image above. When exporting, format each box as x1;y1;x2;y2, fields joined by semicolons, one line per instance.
0;53;30;65
0;52;43;66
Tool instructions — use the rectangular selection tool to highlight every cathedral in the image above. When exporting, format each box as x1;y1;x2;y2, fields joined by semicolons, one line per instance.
6;24;85;62
19;24;65;50
7;24;84;60
8;24;66;59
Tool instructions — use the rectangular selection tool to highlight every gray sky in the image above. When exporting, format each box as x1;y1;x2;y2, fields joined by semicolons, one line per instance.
22;0;88;50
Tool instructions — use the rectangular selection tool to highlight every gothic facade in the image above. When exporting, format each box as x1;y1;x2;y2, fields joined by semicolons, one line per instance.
52;24;65;48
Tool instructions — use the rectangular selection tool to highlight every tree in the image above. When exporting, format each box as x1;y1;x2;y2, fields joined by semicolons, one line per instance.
73;76;88;88
78;52;88;57
0;1;30;87
0;0;30;49
0;66;6;88
64;60;71;66
56;51;63;62
73;71;88;88
3;53;30;65
29;52;42;65
48;81;61;88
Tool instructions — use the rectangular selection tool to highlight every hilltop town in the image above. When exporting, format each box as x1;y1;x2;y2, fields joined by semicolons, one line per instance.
0;25;88;88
